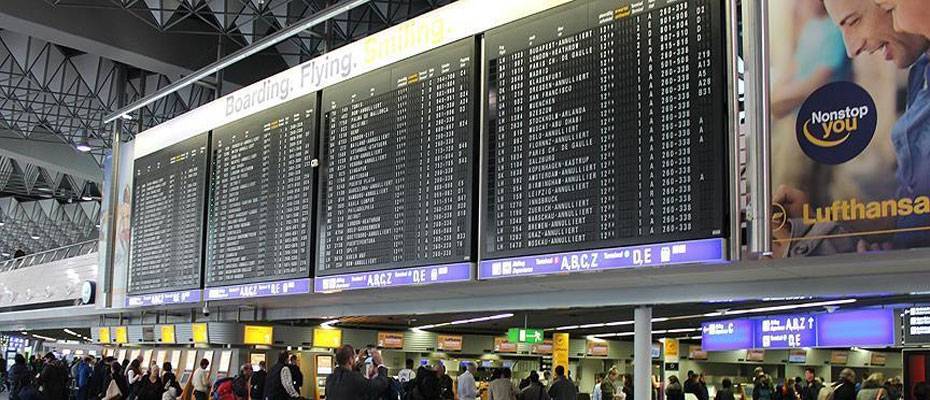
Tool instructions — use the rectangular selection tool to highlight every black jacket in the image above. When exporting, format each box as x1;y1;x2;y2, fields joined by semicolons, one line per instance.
666;383;685;400
717;388;736;400
547;378;578;400
264;362;296;400
833;383;857;400
251;369;267;399
324;366;389;400
800;382;822;400
288;365;303;393
37;361;68;400
9;363;32;398
134;377;165;400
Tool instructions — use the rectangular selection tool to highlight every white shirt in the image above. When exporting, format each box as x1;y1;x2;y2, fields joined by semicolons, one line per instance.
458;371;478;400
398;368;416;383
191;367;210;393
594;383;603;400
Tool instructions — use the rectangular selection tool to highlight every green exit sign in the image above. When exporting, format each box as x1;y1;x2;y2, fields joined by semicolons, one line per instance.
508;328;544;344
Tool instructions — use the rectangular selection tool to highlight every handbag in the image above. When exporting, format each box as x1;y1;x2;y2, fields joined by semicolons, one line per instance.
105;380;123;400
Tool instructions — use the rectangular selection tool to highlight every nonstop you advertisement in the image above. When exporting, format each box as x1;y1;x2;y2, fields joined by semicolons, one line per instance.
768;0;930;257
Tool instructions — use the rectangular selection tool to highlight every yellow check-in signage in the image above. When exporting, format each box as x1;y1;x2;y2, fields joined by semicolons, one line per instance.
553;333;570;374
98;328;110;344
244;325;274;345
313;328;343;348
192;323;209;344
160;325;176;344
114;326;128;344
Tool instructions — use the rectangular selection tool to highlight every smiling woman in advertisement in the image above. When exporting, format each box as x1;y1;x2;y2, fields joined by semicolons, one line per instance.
769;0;930;257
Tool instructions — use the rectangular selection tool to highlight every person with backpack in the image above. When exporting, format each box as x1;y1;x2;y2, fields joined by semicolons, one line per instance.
134;365;164;400
9;354;33;400
264;352;300;400
407;366;441;400
489;368;519;400
37;353;68;400
437;364;454;400
105;362;131;400
518;371;550;400
250;362;266;400
754;376;775;400
324;345;390;400
665;376;684;400
231;364;253;400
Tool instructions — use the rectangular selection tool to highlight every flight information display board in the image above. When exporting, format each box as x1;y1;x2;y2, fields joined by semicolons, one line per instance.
206;93;318;287
482;0;728;260
317;38;477;276
129;133;209;295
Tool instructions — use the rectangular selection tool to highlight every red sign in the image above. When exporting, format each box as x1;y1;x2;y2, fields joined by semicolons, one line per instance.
378;332;404;349
437;335;463;352
587;341;609;357
688;345;708;360
495;337;517;353
532;339;553;355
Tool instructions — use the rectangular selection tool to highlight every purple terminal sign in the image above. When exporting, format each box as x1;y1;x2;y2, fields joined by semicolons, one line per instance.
702;319;754;351
126;289;201;307
478;238;725;280
204;278;312;301
756;314;817;349
315;262;473;293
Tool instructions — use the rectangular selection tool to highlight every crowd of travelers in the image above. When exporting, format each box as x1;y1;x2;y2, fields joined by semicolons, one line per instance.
4;350;926;400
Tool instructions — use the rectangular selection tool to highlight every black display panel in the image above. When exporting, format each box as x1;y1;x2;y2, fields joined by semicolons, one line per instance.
905;307;930;344
129;133;209;294
206;93;318;286
317;38;477;276
482;0;728;259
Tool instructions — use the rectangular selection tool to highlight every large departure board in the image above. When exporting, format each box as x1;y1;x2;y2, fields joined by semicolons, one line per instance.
129;133;209;294
206;93;317;286
483;0;728;259
317;38;477;276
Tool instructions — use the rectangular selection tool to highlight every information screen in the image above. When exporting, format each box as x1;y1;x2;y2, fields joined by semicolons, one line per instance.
482;0;728;259
317;38;477;275
129;133;209;295
206;93;317;286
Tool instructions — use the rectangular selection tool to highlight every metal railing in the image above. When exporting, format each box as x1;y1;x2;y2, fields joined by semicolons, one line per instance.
1;240;98;272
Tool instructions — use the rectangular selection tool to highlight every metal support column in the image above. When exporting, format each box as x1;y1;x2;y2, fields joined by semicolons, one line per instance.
100;63;127;308
634;306;653;400
743;0;773;256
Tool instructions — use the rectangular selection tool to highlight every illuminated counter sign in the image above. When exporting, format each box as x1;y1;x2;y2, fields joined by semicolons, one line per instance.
313;329;342;348
701;309;897;351
126;289;202;307
243;326;274;346
192;323;209;344
315;263;473;293
701;319;754;351
815;309;896;348
205;278;311;301
478;239;725;279
756;314;816;349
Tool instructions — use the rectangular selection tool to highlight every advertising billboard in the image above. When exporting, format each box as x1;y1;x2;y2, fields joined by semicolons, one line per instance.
768;0;930;257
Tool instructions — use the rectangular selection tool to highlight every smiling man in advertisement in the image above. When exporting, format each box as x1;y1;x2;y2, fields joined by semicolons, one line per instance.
769;0;930;257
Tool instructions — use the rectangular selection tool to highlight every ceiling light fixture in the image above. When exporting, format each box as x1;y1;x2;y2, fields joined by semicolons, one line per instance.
550;299;858;332
413;313;514;331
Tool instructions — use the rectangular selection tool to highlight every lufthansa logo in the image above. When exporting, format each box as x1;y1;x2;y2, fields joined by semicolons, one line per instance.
796;82;877;165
